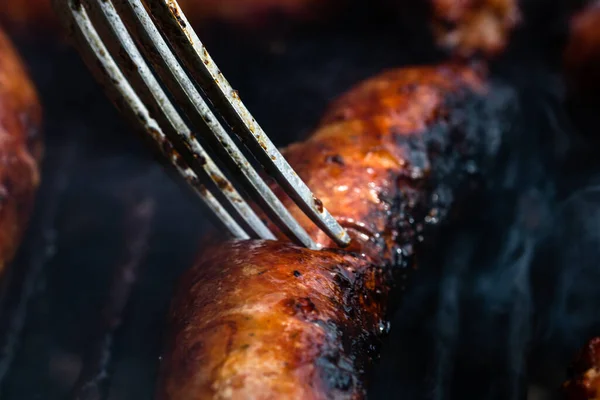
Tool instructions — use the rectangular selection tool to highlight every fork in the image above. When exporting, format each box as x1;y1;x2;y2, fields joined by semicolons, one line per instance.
51;0;351;250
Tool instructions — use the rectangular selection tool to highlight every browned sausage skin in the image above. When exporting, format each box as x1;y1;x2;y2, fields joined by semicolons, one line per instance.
563;337;600;400
391;0;521;59
1;0;55;32
172;0;334;27
2;0;520;51
564;0;600;101
160;243;385;399
0;0;333;32
0;28;43;277
430;0;521;58
157;64;508;399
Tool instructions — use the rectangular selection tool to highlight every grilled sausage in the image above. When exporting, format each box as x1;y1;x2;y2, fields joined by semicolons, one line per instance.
171;0;332;27
1;0;55;32
430;0;521;58
563;337;600;400
0;28;43;277
0;0;332;32
5;0;521;48
391;0;520;58
156;63;509;399
564;0;600;101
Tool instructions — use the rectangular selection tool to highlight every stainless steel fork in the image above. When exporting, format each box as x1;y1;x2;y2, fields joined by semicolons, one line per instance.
51;0;351;250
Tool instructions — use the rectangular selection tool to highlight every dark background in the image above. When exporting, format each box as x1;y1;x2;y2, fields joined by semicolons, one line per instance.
0;1;598;399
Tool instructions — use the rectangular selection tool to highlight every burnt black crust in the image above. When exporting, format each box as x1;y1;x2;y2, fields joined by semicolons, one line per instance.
315;83;518;397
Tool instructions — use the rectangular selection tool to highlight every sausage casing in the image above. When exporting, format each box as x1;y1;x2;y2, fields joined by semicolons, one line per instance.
0;28;43;277
564;337;600;400
0;0;331;32
157;64;509;399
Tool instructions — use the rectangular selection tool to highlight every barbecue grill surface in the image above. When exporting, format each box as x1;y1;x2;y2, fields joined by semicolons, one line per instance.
0;2;598;399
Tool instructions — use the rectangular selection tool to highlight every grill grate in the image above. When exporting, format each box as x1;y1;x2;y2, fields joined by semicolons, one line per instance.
0;142;75;393
70;195;155;400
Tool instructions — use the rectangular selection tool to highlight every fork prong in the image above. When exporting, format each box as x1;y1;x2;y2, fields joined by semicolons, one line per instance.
145;0;351;248
105;0;324;249
54;0;260;240
78;0;281;241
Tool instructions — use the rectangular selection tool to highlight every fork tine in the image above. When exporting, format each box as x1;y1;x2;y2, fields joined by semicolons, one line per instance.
97;0;323;249
145;0;351;248
54;0;264;240
78;0;278;241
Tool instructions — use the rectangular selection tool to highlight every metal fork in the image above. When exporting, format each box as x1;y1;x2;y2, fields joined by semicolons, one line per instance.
51;0;351;250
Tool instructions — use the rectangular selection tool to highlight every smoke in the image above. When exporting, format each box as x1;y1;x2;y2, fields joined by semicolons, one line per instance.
369;57;572;399
430;236;473;400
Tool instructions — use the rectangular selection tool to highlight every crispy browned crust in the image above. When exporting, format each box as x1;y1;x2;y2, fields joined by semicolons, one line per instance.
564;337;600;400
430;0;521;58
156;64;502;399
564;1;600;100
161;242;384;399
0;28;43;277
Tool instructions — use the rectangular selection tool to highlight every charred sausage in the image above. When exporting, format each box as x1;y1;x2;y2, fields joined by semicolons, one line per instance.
564;337;600;400
390;0;520;59
0;0;332;32
156;63;509;399
170;0;333;27
1;0;55;32
564;0;600;101
428;0;521;58
435;0;520;57
0;28;43;277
